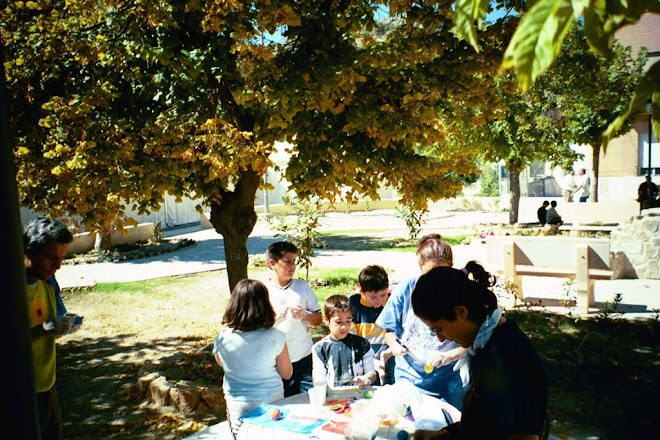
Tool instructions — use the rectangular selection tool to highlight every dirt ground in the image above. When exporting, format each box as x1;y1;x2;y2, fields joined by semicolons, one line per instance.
56;270;246;440
56;265;660;440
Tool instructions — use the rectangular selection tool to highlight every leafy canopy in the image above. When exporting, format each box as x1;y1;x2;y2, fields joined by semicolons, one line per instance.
456;0;660;146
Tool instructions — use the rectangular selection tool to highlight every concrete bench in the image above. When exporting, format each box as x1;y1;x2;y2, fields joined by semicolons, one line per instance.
558;224;617;236
486;235;612;313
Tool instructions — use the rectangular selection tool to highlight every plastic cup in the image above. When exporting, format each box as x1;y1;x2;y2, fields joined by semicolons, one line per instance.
307;386;326;407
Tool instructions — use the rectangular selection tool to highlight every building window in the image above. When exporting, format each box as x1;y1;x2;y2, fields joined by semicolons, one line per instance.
639;128;659;176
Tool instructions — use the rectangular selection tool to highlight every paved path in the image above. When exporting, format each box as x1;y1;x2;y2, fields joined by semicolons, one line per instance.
56;209;501;287
56;208;660;320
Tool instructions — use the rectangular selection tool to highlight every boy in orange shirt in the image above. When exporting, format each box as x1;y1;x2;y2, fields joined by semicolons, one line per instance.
350;265;394;384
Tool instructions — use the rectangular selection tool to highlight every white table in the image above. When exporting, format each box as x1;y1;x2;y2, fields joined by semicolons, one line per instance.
236;385;461;440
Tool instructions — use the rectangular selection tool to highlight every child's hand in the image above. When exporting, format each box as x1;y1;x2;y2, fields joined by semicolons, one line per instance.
289;305;304;320
45;315;75;338
426;352;449;368
66;314;83;334
374;356;386;385
391;339;409;357
275;305;289;320
352;375;373;387
427;347;467;368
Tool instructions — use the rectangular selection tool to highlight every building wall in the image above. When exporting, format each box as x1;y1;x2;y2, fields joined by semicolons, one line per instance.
615;13;660;59
598;121;643;177
615;13;660;177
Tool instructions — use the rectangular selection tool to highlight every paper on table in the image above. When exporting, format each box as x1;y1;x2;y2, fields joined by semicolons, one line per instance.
239;403;326;434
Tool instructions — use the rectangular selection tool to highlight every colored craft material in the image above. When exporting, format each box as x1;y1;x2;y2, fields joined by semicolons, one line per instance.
397;430;410;440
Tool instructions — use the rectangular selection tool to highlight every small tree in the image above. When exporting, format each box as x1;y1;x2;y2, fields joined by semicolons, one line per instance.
268;198;325;281
477;162;500;197
395;204;427;242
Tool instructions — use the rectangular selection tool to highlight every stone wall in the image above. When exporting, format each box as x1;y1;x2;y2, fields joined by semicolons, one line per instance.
610;208;660;279
138;360;225;416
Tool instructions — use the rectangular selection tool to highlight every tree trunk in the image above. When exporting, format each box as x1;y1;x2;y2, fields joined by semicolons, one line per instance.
590;143;600;202
209;167;262;292
508;169;521;224
94;232;112;253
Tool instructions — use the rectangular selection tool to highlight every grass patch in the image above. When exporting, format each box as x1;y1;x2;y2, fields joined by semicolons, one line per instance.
307;267;361;302
318;233;469;252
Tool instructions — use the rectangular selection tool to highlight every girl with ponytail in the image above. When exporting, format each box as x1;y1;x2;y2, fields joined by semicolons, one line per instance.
411;262;549;440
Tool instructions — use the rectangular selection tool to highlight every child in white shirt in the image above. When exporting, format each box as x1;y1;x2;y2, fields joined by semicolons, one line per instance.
266;241;322;397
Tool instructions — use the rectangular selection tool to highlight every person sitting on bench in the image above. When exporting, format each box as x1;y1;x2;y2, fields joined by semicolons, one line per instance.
545;201;563;225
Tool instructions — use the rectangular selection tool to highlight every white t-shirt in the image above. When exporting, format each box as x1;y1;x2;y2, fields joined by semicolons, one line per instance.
575;174;590;198
562;173;576;192
213;327;286;401
267;279;321;362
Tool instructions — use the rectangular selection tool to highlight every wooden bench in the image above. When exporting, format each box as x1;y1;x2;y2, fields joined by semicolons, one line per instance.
486;235;612;313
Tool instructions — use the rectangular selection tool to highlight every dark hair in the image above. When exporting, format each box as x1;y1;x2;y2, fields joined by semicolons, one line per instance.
358;265;389;292
222;279;275;331
542;200;549;207
416;234;453;266
23;218;74;253
550;200;557;208
412;261;497;324
266;241;298;262
323;294;352;319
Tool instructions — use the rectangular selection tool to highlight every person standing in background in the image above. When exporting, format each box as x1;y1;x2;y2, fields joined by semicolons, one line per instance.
573;168;590;203
637;175;658;212
561;170;576;202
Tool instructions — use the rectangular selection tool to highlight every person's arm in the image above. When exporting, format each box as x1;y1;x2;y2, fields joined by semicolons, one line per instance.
30;315;75;341
290;305;322;325
214;353;223;368
426;346;468;368
311;344;328;385
276;343;293;380
384;332;408;356
298;282;323;325
302;310;322;325
412;429;452;439
376;280;409;352
353;346;377;386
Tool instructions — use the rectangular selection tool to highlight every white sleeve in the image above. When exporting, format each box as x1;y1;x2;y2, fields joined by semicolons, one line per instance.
304;282;321;313
311;344;327;385
361;347;376;375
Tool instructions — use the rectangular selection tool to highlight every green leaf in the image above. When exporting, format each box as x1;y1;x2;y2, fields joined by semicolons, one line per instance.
501;0;574;91
582;0;611;56
452;0;490;52
603;61;660;149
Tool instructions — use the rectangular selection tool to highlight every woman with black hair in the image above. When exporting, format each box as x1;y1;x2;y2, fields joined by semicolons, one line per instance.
411;262;549;440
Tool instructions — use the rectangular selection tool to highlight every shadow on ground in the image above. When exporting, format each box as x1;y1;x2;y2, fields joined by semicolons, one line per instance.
507;311;660;439
58;336;223;440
